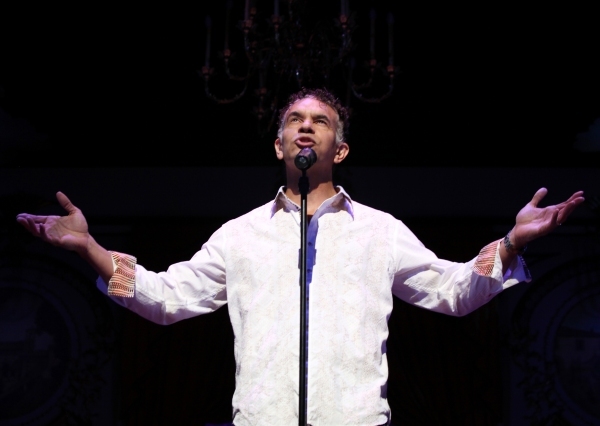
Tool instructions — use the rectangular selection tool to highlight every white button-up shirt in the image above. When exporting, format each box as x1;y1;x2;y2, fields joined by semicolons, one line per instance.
99;187;529;426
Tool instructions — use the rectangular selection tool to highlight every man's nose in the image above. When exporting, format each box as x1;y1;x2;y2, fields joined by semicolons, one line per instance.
299;120;314;132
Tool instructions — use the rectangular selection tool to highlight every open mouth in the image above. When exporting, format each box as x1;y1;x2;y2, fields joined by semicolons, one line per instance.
295;138;315;148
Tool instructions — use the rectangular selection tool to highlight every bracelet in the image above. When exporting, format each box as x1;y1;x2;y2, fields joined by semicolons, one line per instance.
503;230;527;255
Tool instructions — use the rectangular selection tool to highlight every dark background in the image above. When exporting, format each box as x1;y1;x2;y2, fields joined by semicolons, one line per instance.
1;1;599;167
1;1;600;425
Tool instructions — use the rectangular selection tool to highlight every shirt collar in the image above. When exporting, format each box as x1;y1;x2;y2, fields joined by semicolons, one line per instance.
270;186;354;219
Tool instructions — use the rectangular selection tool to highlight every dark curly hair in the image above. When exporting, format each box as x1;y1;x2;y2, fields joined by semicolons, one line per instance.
277;88;349;145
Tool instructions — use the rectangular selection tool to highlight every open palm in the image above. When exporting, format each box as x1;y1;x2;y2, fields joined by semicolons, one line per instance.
17;192;90;253
511;188;585;247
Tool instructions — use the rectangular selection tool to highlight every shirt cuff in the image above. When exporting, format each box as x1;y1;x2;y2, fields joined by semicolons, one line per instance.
473;240;499;277
473;240;531;283
105;251;137;298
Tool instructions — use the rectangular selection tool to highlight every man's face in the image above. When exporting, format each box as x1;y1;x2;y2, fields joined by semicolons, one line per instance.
274;97;348;170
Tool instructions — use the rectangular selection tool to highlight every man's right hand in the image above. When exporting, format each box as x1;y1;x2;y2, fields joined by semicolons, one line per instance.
16;191;91;254
16;191;115;284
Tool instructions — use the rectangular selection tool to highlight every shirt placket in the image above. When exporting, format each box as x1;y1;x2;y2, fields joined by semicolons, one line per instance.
279;190;349;423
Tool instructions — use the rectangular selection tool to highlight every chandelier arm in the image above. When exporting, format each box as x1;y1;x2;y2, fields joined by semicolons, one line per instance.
351;75;375;91
224;58;254;82
243;31;257;63
351;81;394;104
265;76;284;133
203;79;249;105
351;61;398;92
251;72;284;136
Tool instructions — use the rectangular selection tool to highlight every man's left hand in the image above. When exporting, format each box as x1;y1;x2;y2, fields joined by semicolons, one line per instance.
510;188;585;248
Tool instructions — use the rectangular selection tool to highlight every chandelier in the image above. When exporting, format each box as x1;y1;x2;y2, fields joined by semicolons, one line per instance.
199;0;397;135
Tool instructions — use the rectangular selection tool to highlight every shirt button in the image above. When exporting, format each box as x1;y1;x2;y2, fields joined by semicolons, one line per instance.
308;242;313;246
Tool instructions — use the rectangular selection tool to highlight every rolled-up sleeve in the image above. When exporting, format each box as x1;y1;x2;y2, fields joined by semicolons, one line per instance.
97;226;228;325
390;220;531;317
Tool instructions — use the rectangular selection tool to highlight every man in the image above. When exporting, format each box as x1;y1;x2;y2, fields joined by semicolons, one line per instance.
17;88;584;425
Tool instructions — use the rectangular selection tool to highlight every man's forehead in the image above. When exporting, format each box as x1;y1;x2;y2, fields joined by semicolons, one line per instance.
287;97;338;118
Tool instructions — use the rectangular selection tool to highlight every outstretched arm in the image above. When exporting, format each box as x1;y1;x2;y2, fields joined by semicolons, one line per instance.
16;191;114;283
499;188;585;271
391;188;584;316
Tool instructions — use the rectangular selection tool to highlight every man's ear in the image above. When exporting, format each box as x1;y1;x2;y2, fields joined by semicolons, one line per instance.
274;138;284;160
333;142;349;164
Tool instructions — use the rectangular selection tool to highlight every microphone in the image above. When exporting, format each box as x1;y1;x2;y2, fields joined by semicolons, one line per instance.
294;148;317;171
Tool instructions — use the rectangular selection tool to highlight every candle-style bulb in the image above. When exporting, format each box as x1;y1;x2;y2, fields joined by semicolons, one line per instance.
387;12;394;66
204;15;212;68
369;9;376;59
225;1;232;51
341;0;349;16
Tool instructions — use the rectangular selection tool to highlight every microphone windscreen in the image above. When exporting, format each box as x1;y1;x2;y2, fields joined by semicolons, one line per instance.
294;148;317;170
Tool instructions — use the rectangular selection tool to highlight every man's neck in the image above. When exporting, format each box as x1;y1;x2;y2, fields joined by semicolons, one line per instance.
284;176;338;216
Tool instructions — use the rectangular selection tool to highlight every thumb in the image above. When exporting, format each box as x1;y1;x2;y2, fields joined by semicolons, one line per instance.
530;187;548;207
56;191;78;215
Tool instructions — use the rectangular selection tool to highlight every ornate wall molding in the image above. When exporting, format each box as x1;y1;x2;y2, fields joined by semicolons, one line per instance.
0;253;117;426
509;255;600;425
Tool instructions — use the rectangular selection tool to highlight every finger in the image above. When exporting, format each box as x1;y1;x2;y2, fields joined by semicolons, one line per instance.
15;216;33;233
549;208;560;227
30;217;44;237
569;190;585;200
16;214;41;233
16;213;48;223
555;191;585;211
557;200;583;224
556;191;585;208
56;191;78;215
564;195;586;209
530;187;548;208
18;216;42;236
39;222;49;242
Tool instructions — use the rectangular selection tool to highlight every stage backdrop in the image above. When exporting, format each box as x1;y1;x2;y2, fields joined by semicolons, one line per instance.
1;166;598;425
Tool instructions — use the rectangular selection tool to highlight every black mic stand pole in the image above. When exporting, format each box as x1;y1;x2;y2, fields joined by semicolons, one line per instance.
298;168;309;426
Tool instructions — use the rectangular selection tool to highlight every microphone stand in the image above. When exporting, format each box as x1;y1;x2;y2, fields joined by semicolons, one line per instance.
298;168;309;426
294;147;315;426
